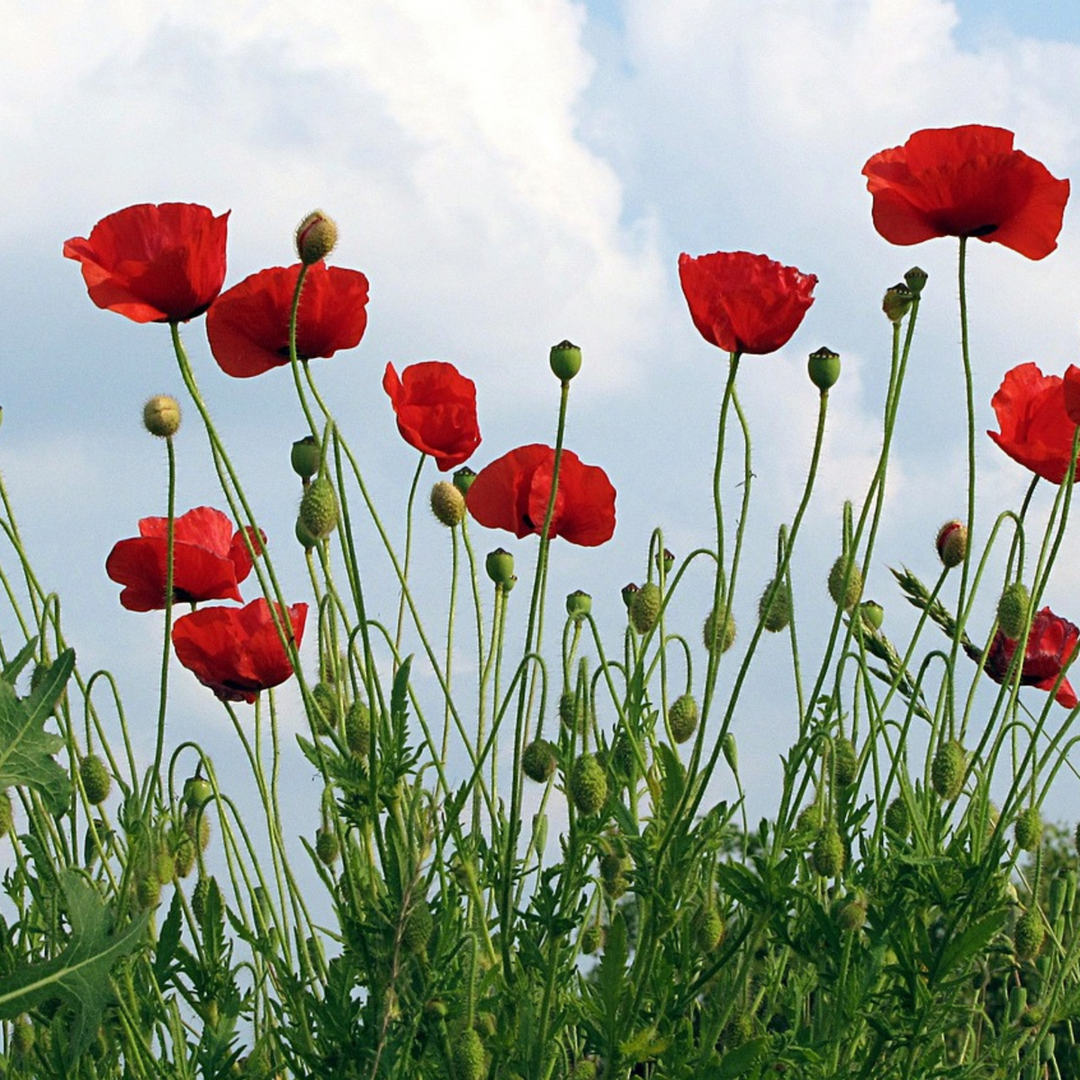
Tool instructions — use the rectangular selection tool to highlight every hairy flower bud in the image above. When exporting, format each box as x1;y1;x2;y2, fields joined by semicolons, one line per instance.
668;693;699;744
143;394;181;438
630;582;662;634
997;582;1030;639
936;520;967;569
430;480;466;527
522;739;557;783
568;753;607;815
295;209;338;265
299;475;338;539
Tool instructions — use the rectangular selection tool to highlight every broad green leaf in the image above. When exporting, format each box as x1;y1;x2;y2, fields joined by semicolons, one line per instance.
0;647;74;812
717;1036;768;1077
932;909;1009;986
0;871;149;1063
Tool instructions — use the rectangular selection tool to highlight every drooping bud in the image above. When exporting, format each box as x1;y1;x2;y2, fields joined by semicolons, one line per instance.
827;555;863;611
143;395;181;438
1014;806;1043;852
299;475;338;539
884;796;909;837
630;582;662;634
452;466;477;495
811;824;846;878
295;210;338;265
882;283;913;323
566;590;592;621
692;904;725;952
183;776;213;810
931;739;966;801
836;895;867;932
721;732;738;773
903;266;928;295
703;605;737;654
485;548;515;588
315;826;341;866
559;690;583;731
807;346;841;392
451;1028;485;1080
1014;909;1045;960
430;480;466;527
668;694;699;744
295;517;319;550
568;753;607;815
549;340;582;382
831;737;858;787
291;435;321;480
345;700;372;756
997;582;1030;639
935;520;967;569
758;577;791;632
522;739;557;783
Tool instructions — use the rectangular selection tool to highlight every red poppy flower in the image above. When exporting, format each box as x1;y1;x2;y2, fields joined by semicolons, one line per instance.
466;444;616;546
988;363;1080;484
172;599;308;704
980;606;1078;708
106;506;264;612
206;262;369;378
862;125;1070;260
63;203;229;323
678;251;817;356
383;361;481;471
1063;365;1080;425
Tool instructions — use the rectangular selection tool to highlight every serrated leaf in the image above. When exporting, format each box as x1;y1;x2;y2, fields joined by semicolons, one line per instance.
0;871;148;1063
391;655;412;731
154;890;183;984
718;1036;768;1077
0;648;74;812
1;638;38;685
932;909;1009;986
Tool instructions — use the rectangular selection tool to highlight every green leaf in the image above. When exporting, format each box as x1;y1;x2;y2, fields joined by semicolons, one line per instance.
1;638;38;685
0;648;74;812
717;1036;768;1078
932;909;1009;987
391;655;413;732
0;871;149;1063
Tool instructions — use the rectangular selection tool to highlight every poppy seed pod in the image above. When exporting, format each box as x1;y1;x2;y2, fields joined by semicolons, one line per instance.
882;283;913;323
291;435;321;479
808;347;841;392
550;340;582;381
295;210;338;265
143;395;181;438
485;548;515;588
904;266;928;295
566;590;592;621
860;600;884;631
453;466;477;495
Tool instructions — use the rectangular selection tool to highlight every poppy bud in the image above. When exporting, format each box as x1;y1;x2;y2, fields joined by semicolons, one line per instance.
692;904;725;952
300;475;338;539
807;347;840;392
566;590;592;621
453;466;477;495
836;895;867;932
903;266;928;295
621;582;639;609
758;577;791;632
997;582;1030;639
581;925;604;954
884;796;909;837
345;700;371;756
568;753;607;815
559;690;583;731
550;339;582;382
721;732;738;773
295;517;318;549
630;582;662;634
860;600;884;631
931;739;966;801
831;737;858;787
522;739;557;783
295;210;338;265
668;693;699;744
315;826;341;866
703;605;737;654
143;394;181;438
485;548;515;587
936;520;967;569
1014;806;1043;852
1014;909;1044;960
451;1029;485;1080
430;480;466;527
827;556;863;611
79;753;112;806
291;435;321;480
812;824;845;877
882;283;913;323
0;791;12;839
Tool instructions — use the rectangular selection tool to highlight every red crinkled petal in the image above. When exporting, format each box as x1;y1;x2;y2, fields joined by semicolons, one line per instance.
383;361;481;470
206;262;369;378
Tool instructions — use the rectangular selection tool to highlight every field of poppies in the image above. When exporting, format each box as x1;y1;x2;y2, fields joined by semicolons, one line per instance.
0;124;1078;1078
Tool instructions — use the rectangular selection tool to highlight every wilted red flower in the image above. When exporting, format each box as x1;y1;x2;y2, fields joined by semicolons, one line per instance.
467;444;616;546
172;599;308;704
206;262;369;378
862;125;1070;260
383;361;481;471
106;506;264;612
63;203;229;323
988;363;1079;484
978;606;1078;708
678;251;817;355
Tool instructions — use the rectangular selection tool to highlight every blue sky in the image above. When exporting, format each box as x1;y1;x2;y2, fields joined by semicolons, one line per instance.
3;0;1080;832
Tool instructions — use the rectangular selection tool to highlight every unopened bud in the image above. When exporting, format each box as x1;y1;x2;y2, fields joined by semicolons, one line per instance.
295;210;338;265
936;520;967;569
430;481;466;527
143;395;181;438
